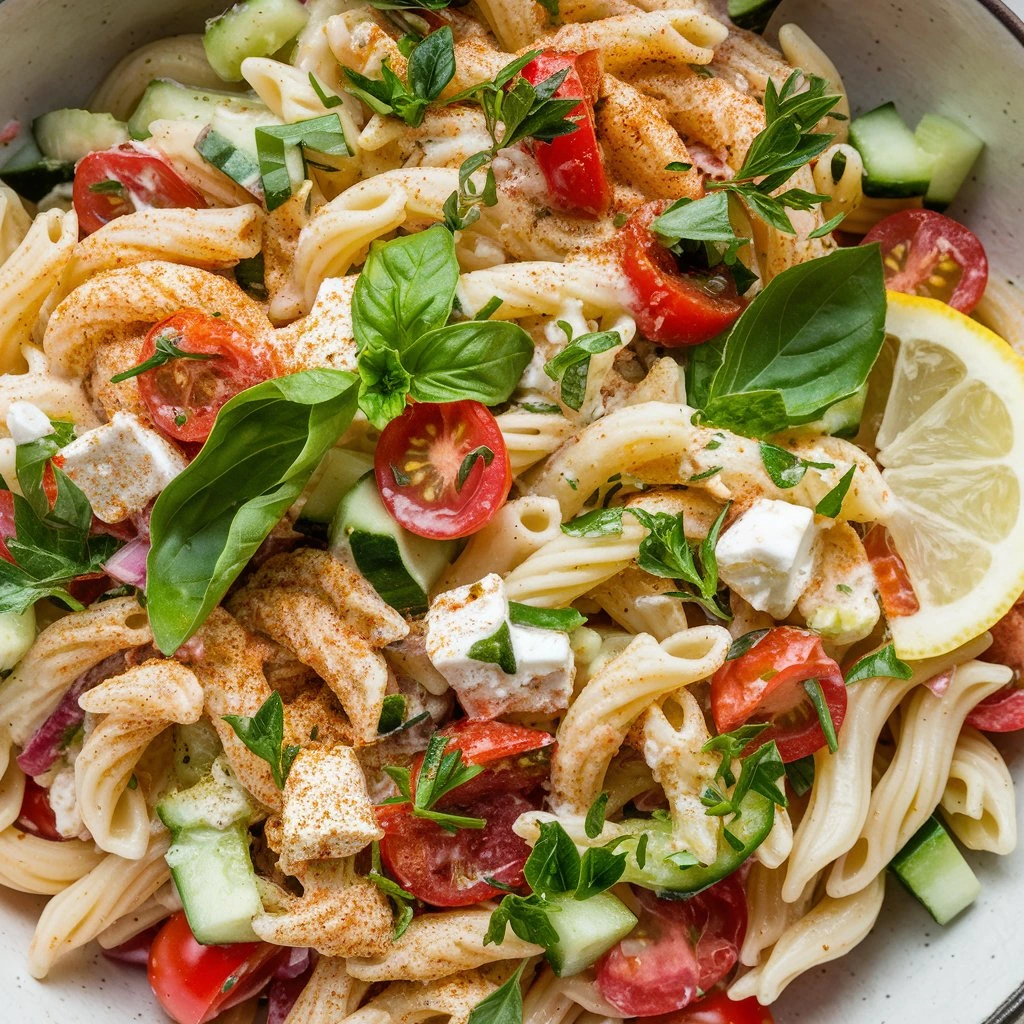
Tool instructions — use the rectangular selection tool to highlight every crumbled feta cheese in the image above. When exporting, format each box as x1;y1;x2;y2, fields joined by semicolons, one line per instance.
715;499;819;619
6;401;56;446
425;573;574;718
281;745;383;866
59;412;187;523
48;763;91;841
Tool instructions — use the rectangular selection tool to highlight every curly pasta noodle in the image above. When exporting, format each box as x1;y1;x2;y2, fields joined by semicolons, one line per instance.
828;658;1011;898
95;881;180;949
0;343;99;434
0;182;31;265
347;909;542;981
284;957;370;1024
740;861;819;969
0;596;152;747
777;25;850;141
75;660;204;859
550;625;731;815
756;805;794;870
0;827;105;896
465;0;546;51
27;829;170;978
782;634;992;903
589;568;690;641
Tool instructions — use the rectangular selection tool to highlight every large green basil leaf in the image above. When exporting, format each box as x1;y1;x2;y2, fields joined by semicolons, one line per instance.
702;245;886;435
351;226;459;355
147;370;358;654
404;320;534;405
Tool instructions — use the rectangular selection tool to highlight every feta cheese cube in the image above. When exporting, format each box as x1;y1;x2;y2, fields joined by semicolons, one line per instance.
425;573;574;718
715;499;819;619
59;413;187;523
6;401;56;446
282;745;383;865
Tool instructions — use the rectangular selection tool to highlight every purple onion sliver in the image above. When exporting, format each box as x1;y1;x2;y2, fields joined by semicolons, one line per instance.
273;946;313;981
266;965;315;1024
102;537;150;589
924;668;954;697
101;924;161;967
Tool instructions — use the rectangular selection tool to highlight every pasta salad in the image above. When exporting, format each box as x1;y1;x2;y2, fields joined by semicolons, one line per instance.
0;0;1021;1022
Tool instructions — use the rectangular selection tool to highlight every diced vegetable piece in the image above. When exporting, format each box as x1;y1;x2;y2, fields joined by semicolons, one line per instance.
849;102;933;198
914;113;984;209
203;0;310;83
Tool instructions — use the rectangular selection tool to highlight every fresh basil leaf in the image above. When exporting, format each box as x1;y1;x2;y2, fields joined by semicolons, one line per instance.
845;643;913;685
222;691;297;789
575;845;627;900
652;192;745;247
685;333;727;411
234;253;267;299
561;507;624;538
702;246;886;435
726;629;770;661
457;445;495;492
406;26;455;100
525;820;581;895
254;114;350;210
585;792;609;839
508;602;587;632
195;128;262;197
785;755;815;797
814;464;856;518
357;343;412;429
759;441;834;489
802;678;838;753
352;225;459;355
378;694;408;734
13;419;75;518
543;329;621;411
487;894;560;947
467;621;517;674
147;370;358;653
467;961;526;1024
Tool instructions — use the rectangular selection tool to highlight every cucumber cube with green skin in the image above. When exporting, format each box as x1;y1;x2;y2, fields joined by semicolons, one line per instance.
203;0;310;83
849;102;934;199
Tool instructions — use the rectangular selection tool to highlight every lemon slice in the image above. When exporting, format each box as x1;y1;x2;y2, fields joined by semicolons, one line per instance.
875;291;1024;659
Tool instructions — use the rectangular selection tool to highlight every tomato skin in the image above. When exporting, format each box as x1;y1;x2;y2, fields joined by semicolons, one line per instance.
17;777;65;841
519;50;611;218
147;912;284;1024
374;401;512;540
710;627;847;762
136;309;276;443
596;880;747;1016
642;991;775;1024
378;790;536;907
620;202;748;347
862;209;988;313
0;489;15;564
73;143;206;236
964;600;1024;731
863;526;920;618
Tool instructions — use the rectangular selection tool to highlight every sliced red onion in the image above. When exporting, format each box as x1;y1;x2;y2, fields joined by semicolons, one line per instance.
924;669;954;697
273;947;313;981
16;651;126;775
101;924;161;967
173;636;206;664
267;953;316;1024
102;537;150;589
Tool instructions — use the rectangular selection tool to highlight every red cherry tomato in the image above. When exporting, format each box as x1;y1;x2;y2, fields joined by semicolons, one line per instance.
378;790;535;907
16;777;64;841
863;525;920;618
412;719;554;806
862;209;988;313
710;626;847;763
620;202;748;347
147;912;284;1024
0;489;15;564
136;309;276;443
966;600;1024;732
519;50;611;218
73;142;206;236
642;990;775;1024
596;880;747;1016
374;400;512;540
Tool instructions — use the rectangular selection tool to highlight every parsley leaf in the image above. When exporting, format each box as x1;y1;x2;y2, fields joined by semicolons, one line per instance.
543;324;622;411
560;507;625;538
110;325;219;383
508;602;586;632
369;841;416;939
468;621;517;674
759;441;834;489
845;643;913;685
814;465;857;518
222;692;300;790
585;792;609;839
467;963;527;1024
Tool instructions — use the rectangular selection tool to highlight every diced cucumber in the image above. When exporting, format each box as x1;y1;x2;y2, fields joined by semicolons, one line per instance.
165;823;262;943
0;608;35;672
33;109;128;163
808;383;868;439
0;137;73;202
299;449;374;526
849;102;933;198
329;472;457;614
204;0;310;83
727;0;781;33
914;113;984;209
158;758;255;832
127;78;267;140
542;892;638;977
889;815;980;925
173;720;224;789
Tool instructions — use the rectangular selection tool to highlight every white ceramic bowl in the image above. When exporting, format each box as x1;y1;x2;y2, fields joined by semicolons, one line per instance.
1;1;1023;1021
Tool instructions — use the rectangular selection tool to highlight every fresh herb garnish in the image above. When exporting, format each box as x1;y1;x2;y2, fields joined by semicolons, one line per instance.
802;678;838;753
543;323;622;411
665;160;692;172
585;792;609;839
368;840;416;939
785;755;815;797
508;602;586;632
759;442;834;489
254;114;350;211
520;401;562;415
377;694;408;734
234;253;267;299
560;507;625;537
222;691;300;790
467;621;517;674
308;72;344;108
466;963;526;1024
110;327;220;383
837;583;853;595
845;643;913;685
726;628;770;661
814;465;857;518
457;445;495;492
88;179;126;196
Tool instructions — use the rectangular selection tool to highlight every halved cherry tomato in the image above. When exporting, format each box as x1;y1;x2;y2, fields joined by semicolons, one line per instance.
710;626;847;763
16;777;64;841
966;599;1024;732
642;990;775;1024
73;142;206;237
0;489;15;563
412;719;554;806
620;202;748;347
596;880;747;1016
374;400;512;540
136;309;276;443
148;912;285;1024
863;525;920;618
862;209;988;313
378;790;536;906
519;50;611;218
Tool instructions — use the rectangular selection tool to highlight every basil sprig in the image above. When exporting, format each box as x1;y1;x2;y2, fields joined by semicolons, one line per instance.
254;114;350;211
351;227;533;428
543;323;622;411
222;691;300;790
147;369;359;653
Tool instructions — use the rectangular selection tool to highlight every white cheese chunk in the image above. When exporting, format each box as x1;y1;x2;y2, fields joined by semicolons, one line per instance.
281;745;383;866
6;401;56;446
715;498;819;619
425;573;574;718
48;761;91;841
59;412;188;523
